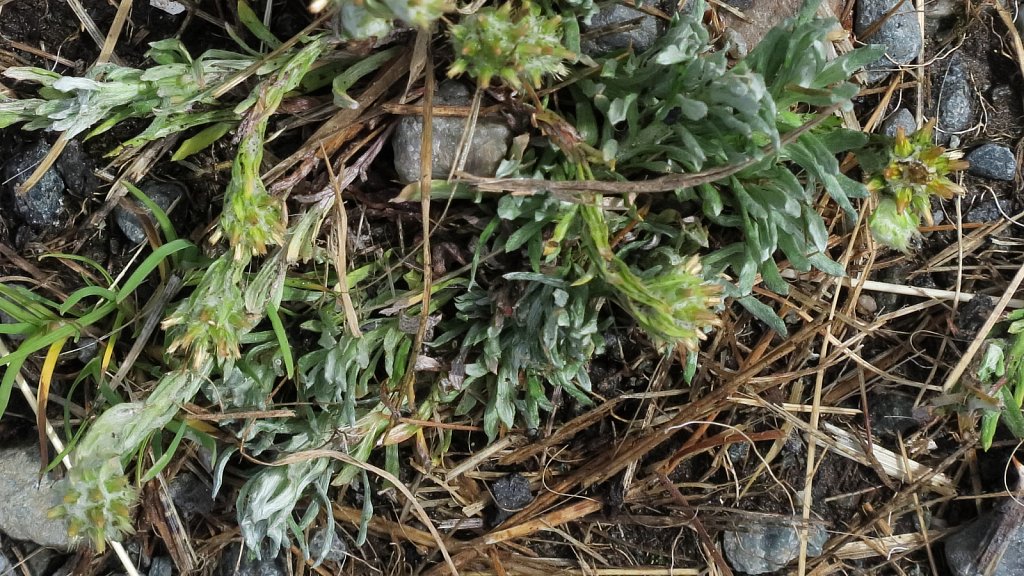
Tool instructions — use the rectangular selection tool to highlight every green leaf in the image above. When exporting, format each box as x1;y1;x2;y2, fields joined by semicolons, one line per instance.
125;182;179;245
1000;386;1024;440
237;0;282;49
333;47;402;109
267;303;295;379
807;252;844;277
140;418;188;482
980;410;1000;451
978;343;1006;383
116;239;195;303
59;285;117;315
172;122;235;161
738;295;787;336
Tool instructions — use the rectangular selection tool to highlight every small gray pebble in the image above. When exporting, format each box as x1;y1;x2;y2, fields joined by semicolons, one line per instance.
880;108;917;139
2;140;66;228
309;527;348;565
168;472;215;519
965;199;1013;224
73;337;99;364
727;441;750;465
723;522;828;574
935;53;974;145
492;473;533;512
855;0;922;83
392;82;512;184
966;143;1016;181
0;551;11;574
114;181;185;243
149;556;173;576
23;545;63;576
53;139;96;198
955;295;995;342
581;4;663;56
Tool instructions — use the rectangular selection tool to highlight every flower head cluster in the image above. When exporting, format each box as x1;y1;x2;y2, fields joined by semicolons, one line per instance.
866;121;968;251
50;458;137;553
448;1;575;90
163;256;254;366
613;254;723;351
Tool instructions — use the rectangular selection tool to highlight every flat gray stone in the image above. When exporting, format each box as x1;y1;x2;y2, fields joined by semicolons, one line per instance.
966;143;1016;181
723;522;828;575
881;108;917;138
946;505;1024;576
113;181;185;244
581;4;663;56
392;82;512;184
935;53;974;146
856;0;923;83
0;446;72;549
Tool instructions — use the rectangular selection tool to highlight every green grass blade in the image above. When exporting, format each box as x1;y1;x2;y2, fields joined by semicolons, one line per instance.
59;285;117;315
140;419;189;482
267;303;294;379
115;239;194;303
125;182;179;244
39;253;114;285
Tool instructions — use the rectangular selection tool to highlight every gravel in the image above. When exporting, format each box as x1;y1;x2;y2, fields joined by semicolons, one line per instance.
880;108;917;138
72;337;99;364
0;550;11;575
723;522;828;574
392;81;512;184
935;53;974;146
113;181;186;244
966;143;1016;181
955;295;995;342
855;0;922;83
0;445;72;549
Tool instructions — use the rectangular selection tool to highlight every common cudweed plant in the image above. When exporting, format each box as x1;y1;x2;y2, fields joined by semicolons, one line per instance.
864;121;968;252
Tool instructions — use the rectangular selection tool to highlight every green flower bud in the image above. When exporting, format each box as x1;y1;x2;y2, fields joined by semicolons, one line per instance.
869;197;921;253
